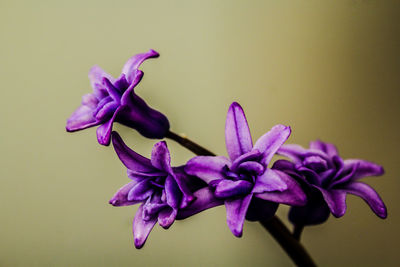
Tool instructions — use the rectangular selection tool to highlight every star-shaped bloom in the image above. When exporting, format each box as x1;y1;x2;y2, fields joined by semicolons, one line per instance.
66;49;169;146
109;132;194;248
183;102;306;237
274;140;387;225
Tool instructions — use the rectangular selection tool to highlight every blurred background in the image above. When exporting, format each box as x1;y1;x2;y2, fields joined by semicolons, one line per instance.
1;0;399;266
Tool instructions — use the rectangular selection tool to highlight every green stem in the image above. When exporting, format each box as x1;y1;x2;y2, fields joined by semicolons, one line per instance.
166;130;317;267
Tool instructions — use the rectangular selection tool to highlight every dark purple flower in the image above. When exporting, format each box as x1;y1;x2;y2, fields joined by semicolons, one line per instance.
66;49;170;146
183;102;306;237
109;132;194;248
274;140;387;225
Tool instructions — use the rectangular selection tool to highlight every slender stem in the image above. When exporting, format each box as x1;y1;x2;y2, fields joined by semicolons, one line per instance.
293;224;304;241
260;217;316;267
166;131;215;156
167;130;316;267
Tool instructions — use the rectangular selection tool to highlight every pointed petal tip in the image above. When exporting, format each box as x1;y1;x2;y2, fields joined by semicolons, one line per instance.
134;238;145;249
148;49;160;58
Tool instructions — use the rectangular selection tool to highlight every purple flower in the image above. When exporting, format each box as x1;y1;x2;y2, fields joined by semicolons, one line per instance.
66;49;170;146
183;102;306;237
109;132;194;248
274;140;387;225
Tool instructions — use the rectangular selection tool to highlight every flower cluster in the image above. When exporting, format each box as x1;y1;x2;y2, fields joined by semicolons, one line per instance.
66;50;387;250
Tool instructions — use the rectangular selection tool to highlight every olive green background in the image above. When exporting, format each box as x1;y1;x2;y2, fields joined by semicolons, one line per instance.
1;0;399;266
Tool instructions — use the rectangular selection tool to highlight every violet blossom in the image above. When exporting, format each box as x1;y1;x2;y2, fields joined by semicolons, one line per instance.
109;132;194;248
66;49;169;146
182;102;306;237
274;140;387;225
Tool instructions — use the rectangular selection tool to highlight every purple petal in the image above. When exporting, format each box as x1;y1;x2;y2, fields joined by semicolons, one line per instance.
158;207;177;229
231;150;261;171
151;141;172;173
128;180;154;201
96;111;118;146
165;175;181;209
109;181;141;206
344;182;387;218
132;204;157;249
253;124;291;166
94;101;119;121
185;156;231;183
278;144;327;163
102;77;122;102
314;187;347;217
309;140;338;157
176;187;224;219
172;169;196;209
122;49;160;84
88;65;114;95
237;161;265;175
225;194;253;237
329;163;358;188
214;180;253;199
297;167;322;186
111;132;156;172
302;156;328;172
253;168;288;193
66;103;99;132
255;170;307;206
143;202;168;220
225;102;253;161
113;74;129;91
343;159;384;180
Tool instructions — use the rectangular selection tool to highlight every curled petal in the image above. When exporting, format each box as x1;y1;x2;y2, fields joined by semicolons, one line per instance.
255;170;306;206
122;49;160;84
176;187;224;219
344;182;387;218
231;149;261;171
151;141;172;173
143;202;168;220
165;175;182;209
225;194;253;237
111;132;155;172
254;124;291;166
225;102;253;161
158;207;177;229
102;77;122;102
66;104;99;132
315;187;347;217
88;65;114;96
96;111;119;146
133;204;157;249
185;156;231;183
343;159;384;180
128;180;154;202
109;181;141;206
309;140;338;158
214;180;253;199
253;168;288;193
237;161;264;175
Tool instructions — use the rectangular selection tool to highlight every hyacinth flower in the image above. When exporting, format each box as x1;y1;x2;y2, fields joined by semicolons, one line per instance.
109;132;194;248
66;49;170;146
183;102;306;237
274;140;387;226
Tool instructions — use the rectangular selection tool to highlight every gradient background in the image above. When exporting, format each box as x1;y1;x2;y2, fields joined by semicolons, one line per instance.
1;1;399;266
